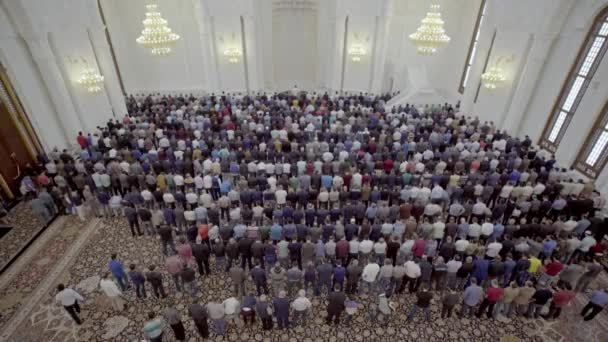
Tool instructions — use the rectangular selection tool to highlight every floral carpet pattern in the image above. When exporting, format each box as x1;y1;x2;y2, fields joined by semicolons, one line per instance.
0;215;86;331
2;217;608;341
0;200;49;271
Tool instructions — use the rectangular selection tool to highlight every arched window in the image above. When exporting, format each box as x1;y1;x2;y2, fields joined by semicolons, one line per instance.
539;7;608;152
458;0;487;93
574;100;608;178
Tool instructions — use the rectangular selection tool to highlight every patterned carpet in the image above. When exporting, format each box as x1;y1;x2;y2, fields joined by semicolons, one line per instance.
0;201;50;271
1;216;608;341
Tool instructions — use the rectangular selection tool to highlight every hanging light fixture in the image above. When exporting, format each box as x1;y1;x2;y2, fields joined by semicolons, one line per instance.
78;67;104;93
223;47;242;63
348;44;366;62
409;3;450;55
481;66;507;89
136;3;180;56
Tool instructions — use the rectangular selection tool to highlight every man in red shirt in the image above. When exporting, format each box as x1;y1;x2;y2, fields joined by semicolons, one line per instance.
335;237;349;266
76;132;88;150
544;283;575;319
539;257;564;286
476;279;504;319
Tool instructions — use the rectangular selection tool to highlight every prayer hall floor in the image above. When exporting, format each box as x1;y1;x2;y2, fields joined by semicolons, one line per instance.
0;215;606;341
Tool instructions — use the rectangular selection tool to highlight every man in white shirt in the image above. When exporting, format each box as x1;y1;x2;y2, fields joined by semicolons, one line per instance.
291;289;312;325
100;273;124;311
55;284;84;324
361;262;380;294
401;259;421;293
275;187;287;206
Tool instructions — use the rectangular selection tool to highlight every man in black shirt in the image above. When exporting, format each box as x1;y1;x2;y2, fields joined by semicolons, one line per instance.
527;285;553;318
406;288;433;322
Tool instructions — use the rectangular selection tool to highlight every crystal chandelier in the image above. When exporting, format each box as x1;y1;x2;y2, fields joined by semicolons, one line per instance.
481;66;507;89
409;3;450;55
78;67;104;93
348;44;366;62
136;4;180;56
223;47;242;63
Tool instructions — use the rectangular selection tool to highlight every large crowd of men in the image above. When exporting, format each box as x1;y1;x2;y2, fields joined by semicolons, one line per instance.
33;90;608;341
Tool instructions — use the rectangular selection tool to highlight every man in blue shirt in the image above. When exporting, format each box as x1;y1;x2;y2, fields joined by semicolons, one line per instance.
109;254;129;291
460;277;483;317
581;289;608;321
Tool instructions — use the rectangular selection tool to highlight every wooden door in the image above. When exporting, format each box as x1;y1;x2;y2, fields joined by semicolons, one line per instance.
0;100;35;198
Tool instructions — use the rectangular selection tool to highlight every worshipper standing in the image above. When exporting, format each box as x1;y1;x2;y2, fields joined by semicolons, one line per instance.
361;261;380;294
180;263;198;297
166;254;183;292
441;288;459;318
128;264;146;299
108;254;129;291
100;272;125;311
206;301;227;335
326;284;347;325
164;304;186;341
143;311;164;342
270;265;287;296
241;293;257;325
527;284;553;318
475;279;503;319
291;289;312;326
192;241;211;276
406;288;433;322
256;295;274;331
497;281;519;318
514;281;536;316
223;296;242;329
273;290;291;329
544;283;575;320
251;263;269;295
460;278;483;318
55;284;84;325
188;303;210;339
580;288;608;321
229;264;246;297
145;265;166;299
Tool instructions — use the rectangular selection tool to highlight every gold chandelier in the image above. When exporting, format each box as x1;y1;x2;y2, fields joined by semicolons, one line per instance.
78;67;104;93
136;4;180;56
409;3;450;55
481;66;507;89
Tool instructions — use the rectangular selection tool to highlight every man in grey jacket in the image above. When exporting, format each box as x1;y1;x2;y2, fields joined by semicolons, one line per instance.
229;265;246;296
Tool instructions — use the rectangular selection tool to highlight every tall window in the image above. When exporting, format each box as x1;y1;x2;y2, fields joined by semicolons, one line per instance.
458;0;487;93
539;8;608;152
574;100;608;178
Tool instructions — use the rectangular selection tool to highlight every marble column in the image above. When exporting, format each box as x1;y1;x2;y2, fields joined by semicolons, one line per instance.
370;0;392;94
24;36;84;146
242;15;261;94
192;0;220;92
500;34;556;135
88;26;127;118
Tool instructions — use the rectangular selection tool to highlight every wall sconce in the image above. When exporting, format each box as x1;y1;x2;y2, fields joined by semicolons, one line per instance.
481;56;514;90
348;44;366;62
66;56;104;93
223;47;242;64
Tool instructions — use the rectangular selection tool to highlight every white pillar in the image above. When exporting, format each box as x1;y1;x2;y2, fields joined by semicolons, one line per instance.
192;0;220;92
88;26;127;118
370;1;392;94
242;15;261;93
501;34;556;135
25;36;84;146
330;15;347;91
